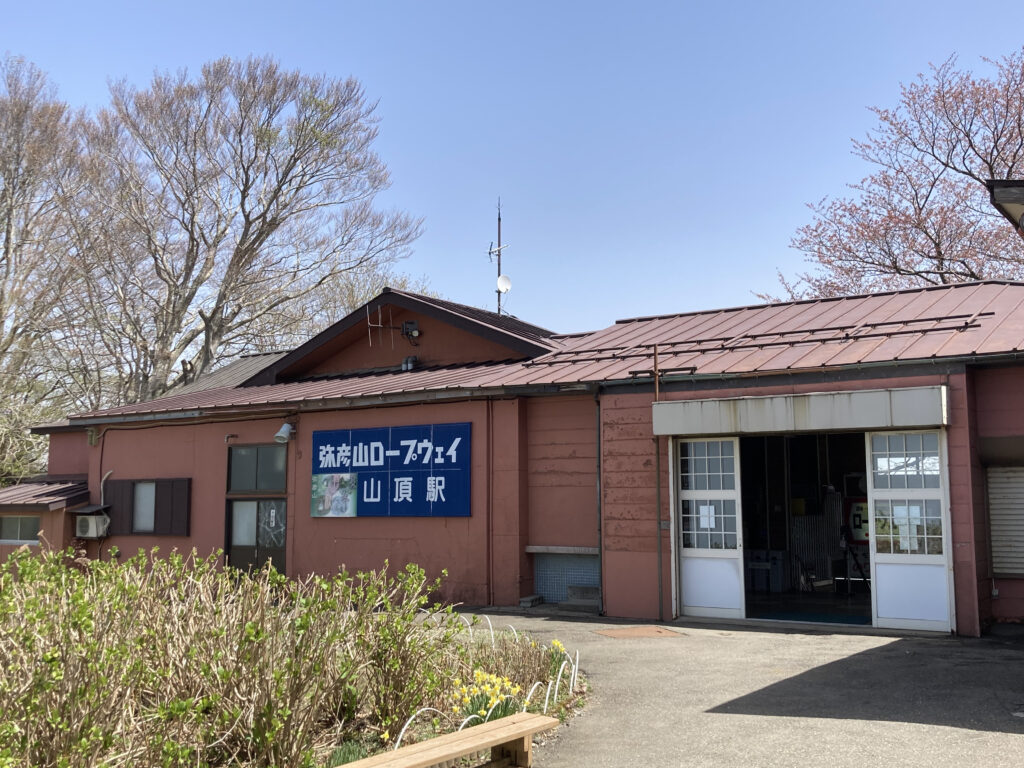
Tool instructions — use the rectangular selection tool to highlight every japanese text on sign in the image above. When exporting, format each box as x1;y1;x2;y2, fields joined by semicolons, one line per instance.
311;422;471;518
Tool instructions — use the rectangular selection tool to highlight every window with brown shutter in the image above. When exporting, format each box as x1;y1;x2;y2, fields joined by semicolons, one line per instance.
105;478;191;536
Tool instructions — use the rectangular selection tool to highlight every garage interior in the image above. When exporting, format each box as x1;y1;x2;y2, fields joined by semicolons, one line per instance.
740;433;872;624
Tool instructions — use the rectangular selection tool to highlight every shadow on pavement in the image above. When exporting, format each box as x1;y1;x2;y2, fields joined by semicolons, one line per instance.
708;637;1024;734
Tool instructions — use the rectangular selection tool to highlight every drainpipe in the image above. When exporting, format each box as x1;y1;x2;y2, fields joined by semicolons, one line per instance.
653;345;664;621
594;385;604;615
486;399;495;606
655;435;664;621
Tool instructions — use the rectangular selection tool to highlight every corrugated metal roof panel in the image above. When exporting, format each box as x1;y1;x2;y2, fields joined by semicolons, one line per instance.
67;281;1024;423
0;482;89;509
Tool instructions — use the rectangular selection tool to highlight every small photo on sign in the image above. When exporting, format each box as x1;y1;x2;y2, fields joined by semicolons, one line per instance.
312;473;358;517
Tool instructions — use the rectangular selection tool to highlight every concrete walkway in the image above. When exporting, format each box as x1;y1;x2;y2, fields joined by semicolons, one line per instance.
472;613;1024;767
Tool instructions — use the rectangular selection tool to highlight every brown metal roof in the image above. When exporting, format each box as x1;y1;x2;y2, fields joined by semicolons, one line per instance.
0;481;90;510
69;281;1024;423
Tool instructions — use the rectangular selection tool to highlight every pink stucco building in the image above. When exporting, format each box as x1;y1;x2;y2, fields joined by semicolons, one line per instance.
8;281;1024;636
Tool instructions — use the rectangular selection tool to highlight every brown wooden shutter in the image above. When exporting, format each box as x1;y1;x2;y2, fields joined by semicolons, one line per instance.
154;478;191;536
106;479;134;535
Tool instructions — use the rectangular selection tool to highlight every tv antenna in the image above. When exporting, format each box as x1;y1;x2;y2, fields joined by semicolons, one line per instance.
488;198;511;315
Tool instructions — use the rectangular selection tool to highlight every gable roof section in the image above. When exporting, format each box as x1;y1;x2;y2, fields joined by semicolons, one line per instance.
241;287;559;386
67;281;1024;423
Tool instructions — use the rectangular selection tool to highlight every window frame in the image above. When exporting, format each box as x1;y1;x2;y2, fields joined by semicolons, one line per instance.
227;444;288;495
0;515;41;545
676;437;742;554
867;430;947;563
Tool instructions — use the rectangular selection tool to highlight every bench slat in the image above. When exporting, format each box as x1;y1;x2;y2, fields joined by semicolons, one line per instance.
349;712;558;768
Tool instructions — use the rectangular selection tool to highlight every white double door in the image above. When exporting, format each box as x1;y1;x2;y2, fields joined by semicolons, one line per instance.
675;432;953;631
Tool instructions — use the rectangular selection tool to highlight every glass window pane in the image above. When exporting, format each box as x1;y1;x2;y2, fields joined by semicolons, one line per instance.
230;447;258;491
708;457;720;474
888;435;905;452
722;457;734;474
692;442;706;457
872;435;887;452
721;441;734;457
923;433;939;452
694;474;707;490
257;445;287;491
258;500;286;548
722;474;735;490
708;474;721;490
231;501;258;546
20;516;39;540
873;472;889;489
906;434;922;452
926;538;943;555
876;537;892;554
133;482;156;533
707;442;720;457
1;517;19;539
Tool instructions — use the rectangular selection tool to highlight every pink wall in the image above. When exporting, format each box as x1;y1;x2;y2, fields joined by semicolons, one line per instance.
82;399;532;607
526;396;598;549
946;372;983;635
48;431;89;475
598;392;671;620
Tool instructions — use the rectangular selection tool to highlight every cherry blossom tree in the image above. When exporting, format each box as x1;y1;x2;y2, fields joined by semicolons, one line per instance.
774;49;1024;299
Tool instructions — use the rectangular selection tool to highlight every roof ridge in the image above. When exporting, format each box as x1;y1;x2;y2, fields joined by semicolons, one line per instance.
383;287;557;339
614;280;1024;325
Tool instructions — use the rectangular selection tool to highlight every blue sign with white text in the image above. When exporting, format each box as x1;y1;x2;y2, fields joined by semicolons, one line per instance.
311;422;471;518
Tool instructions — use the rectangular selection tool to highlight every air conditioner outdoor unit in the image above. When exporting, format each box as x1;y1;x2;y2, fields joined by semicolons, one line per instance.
76;513;110;539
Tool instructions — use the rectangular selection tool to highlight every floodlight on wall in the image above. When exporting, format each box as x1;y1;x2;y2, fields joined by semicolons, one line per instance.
273;422;295;443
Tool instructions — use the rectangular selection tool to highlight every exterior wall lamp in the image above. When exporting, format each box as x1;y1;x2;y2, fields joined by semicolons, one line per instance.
273;422;296;443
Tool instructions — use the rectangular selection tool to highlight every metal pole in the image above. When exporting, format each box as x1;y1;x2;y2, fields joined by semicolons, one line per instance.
496;200;502;315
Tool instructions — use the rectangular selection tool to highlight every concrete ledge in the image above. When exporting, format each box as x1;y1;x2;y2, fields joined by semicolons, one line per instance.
525;545;600;555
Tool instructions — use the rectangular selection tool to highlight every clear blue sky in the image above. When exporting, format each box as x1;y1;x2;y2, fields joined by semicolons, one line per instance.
4;1;1023;333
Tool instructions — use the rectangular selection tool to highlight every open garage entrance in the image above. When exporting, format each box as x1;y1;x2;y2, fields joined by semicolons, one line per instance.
739;433;871;625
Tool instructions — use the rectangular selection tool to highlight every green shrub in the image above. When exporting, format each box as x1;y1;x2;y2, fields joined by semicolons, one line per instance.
0;547;583;767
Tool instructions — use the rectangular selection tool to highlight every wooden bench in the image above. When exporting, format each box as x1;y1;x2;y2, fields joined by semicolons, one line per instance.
348;712;559;768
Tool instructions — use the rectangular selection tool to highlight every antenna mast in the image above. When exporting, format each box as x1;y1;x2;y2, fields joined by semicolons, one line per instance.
488;198;510;315
496;200;502;314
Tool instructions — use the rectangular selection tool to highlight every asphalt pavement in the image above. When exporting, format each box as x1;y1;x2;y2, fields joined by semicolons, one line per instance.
469;612;1024;767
